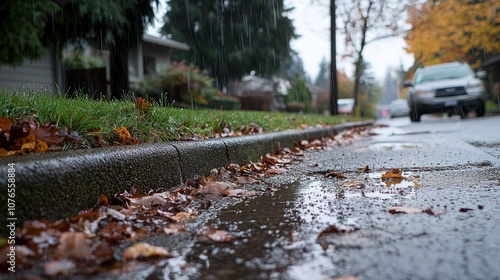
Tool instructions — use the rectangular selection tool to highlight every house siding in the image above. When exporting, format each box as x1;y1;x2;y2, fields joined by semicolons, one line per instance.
0;52;56;91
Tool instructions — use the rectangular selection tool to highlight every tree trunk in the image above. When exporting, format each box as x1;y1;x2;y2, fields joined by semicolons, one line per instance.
110;43;130;100
351;1;373;116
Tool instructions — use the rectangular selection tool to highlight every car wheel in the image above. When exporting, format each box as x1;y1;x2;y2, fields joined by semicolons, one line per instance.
475;100;485;117
410;109;421;122
457;106;468;119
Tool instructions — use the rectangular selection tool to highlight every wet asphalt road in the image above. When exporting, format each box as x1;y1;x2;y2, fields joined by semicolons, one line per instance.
190;114;500;280
119;115;500;280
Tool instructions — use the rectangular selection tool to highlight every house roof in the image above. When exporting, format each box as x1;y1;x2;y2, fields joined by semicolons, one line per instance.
143;34;190;51
481;55;500;69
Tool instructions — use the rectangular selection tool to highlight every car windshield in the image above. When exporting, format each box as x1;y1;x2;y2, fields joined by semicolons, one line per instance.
414;64;474;84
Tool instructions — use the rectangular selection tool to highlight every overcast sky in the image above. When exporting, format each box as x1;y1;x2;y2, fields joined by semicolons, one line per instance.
147;1;415;82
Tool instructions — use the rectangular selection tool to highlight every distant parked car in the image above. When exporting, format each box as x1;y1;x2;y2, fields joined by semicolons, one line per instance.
338;98;355;115
388;99;410;118
404;62;488;122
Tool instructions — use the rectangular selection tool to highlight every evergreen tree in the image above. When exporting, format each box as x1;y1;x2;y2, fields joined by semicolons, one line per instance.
279;53;310;83
314;57;330;90
285;73;312;112
162;0;296;89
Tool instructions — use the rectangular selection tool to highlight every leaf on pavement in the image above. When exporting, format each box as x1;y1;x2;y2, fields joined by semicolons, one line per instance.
55;232;93;260
264;167;287;176
123;242;172;261
199;226;239;243
168;212;197;223
382;168;403;179
325;171;345;179
388;206;423;214
44;260;76;277
163;224;187;235
341;181;365;188
318;224;358;239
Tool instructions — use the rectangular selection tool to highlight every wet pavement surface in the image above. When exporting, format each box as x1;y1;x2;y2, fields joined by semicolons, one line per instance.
10;116;500;280
133;115;500;280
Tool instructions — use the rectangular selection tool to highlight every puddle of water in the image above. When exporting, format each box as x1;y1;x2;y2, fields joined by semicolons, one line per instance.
369;142;422;151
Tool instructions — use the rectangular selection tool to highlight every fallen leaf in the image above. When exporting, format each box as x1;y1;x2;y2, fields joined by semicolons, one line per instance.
341;181;365;188
200;226;239;243
113;126;139;145
382;169;403;179
325;171;344;179
123;242;172;260
169;212;197;223
163;224;187;235
136;97;151;112
55;232;93;260
36;123;62;147
388;206;423;214
318;224;358;239
264;167;287;176
44;260;76;277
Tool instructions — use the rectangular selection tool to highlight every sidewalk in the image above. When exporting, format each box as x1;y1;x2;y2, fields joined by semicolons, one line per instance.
0;121;372;234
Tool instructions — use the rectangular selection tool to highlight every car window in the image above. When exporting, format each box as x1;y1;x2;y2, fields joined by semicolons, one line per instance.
414;64;474;84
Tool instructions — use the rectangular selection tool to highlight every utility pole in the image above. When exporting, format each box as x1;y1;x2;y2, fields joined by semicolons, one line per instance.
330;0;338;115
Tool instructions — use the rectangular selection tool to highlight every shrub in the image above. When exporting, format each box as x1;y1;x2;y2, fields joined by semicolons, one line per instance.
134;61;214;106
286;101;305;113
207;94;241;110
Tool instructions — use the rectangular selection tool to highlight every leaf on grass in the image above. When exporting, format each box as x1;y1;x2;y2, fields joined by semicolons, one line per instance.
388;206;423;214
136;97;151;113
113;126;138;145
36;123;62;147
123;242;172;261
199;226;239;243
0;117;13;132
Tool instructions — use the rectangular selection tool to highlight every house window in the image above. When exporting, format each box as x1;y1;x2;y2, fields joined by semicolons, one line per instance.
144;56;156;76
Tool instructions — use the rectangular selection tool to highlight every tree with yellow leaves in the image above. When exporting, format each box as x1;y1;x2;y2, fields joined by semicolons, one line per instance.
405;0;500;68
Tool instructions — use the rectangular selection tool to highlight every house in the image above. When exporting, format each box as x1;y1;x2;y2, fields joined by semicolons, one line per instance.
228;74;288;111
0;34;189;95
480;55;500;99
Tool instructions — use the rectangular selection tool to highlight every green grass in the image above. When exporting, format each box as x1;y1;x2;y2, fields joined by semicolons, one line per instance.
0;89;361;149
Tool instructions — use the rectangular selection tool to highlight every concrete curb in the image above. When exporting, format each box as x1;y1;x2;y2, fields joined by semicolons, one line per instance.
0;121;372;233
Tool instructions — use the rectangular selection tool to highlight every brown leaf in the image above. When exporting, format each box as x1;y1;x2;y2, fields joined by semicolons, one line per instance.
113;126;138;145
123;242;172;260
136;97;151;112
325;171;345;179
388;206;423;214
168;212;197;223
318;224;358;239
55;232;93;260
264;167;287;176
382;169;403;179
163;224;187;235
341;181;365;188
44;260;76;277
0;117;13;132
36;123;62;147
200;226;239;243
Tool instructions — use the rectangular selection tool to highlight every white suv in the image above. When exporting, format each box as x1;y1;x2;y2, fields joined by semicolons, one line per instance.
404;62;488;122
